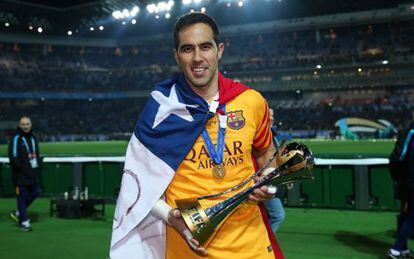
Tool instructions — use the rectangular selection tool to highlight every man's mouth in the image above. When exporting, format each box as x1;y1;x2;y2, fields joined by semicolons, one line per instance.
191;67;208;77
192;67;207;72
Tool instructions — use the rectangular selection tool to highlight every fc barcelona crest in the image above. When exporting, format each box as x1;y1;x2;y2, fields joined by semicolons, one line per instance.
227;110;245;130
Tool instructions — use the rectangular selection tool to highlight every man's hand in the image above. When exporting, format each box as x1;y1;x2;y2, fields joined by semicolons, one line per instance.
248;167;277;203
168;209;208;256
248;182;276;203
251;141;278;203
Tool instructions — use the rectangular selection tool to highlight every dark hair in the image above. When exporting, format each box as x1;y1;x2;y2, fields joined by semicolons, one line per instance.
173;12;220;50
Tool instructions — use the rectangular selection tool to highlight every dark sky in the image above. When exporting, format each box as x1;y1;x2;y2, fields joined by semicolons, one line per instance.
14;0;98;9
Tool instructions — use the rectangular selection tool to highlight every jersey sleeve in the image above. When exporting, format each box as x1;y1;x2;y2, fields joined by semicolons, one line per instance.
252;94;272;149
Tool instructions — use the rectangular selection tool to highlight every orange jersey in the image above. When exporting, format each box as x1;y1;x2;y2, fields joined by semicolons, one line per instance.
165;89;276;259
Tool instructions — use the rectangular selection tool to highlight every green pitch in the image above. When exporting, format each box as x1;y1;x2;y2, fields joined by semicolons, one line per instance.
0;141;128;157
0;139;395;158
0;198;407;259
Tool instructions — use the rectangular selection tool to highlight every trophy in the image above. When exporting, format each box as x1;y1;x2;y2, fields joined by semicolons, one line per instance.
175;142;314;246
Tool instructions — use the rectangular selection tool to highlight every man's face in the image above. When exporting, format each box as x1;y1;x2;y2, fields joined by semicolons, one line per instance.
174;23;224;89
19;118;32;133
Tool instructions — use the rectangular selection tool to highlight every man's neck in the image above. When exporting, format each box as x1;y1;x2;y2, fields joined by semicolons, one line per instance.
187;72;219;102
191;84;218;102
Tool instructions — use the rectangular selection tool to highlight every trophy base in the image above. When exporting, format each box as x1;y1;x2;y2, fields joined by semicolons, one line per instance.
176;198;214;246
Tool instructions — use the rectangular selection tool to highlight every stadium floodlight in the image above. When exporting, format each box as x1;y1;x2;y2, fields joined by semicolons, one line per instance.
113;6;140;20
37;27;43;33
67;30;72;35
122;9;130;17
147;1;174;14
146;4;155;13
90;27;94;31
168;1;174;8
131;6;140;16
159;2;167;11
131;18;137;24
238;1;244;7
4;22;10;27
201;7;206;13
165;13;171;19
178;0;205;6
164;1;174;11
99;26;104;31
112;11;122;19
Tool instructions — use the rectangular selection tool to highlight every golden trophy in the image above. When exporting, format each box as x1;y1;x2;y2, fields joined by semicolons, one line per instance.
176;142;314;246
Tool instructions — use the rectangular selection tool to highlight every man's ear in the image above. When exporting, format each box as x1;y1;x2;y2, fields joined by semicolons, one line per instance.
217;43;225;61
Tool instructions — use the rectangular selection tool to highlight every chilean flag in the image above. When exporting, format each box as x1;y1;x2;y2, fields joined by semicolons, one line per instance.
110;73;248;258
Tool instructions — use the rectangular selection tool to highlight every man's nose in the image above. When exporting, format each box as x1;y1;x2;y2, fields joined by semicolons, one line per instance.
193;48;202;62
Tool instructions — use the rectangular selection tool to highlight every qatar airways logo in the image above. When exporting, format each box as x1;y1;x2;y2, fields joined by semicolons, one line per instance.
184;141;245;170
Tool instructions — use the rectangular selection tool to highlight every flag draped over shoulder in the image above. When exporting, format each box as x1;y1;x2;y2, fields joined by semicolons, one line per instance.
110;73;248;259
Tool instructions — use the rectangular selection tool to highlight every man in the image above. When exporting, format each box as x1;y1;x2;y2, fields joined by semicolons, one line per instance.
110;13;283;259
265;108;286;233
388;116;414;259
8;116;41;232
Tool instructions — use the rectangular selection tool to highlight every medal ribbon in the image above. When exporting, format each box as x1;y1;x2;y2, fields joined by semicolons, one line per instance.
202;97;226;166
22;136;36;157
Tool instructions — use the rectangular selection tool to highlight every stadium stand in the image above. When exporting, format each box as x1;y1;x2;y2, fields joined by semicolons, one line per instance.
1;21;414;92
1;2;414;258
0;1;413;141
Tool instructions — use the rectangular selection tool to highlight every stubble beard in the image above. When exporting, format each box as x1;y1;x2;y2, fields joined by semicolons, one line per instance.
187;64;218;90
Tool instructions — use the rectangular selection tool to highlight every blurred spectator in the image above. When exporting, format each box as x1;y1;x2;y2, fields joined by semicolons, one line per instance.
387;113;414;258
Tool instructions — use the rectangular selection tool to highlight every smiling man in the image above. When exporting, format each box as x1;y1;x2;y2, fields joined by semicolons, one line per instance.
110;13;283;259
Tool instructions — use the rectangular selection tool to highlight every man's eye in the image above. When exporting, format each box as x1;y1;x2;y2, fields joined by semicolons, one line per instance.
182;47;192;52
202;45;211;50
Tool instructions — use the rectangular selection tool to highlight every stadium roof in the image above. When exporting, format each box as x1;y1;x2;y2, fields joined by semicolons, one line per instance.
0;0;412;38
9;0;99;9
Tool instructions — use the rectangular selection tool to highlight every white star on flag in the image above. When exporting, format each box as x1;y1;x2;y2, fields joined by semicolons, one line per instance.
151;84;198;129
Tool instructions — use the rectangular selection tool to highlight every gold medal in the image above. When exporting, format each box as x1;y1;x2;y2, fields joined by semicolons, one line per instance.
212;164;226;179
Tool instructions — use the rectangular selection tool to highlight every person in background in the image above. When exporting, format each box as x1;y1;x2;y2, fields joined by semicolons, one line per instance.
388;112;414;259
265;108;286;233
8;116;41;232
